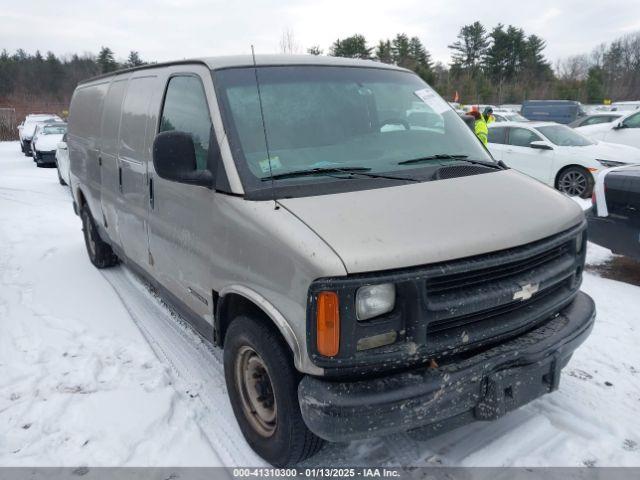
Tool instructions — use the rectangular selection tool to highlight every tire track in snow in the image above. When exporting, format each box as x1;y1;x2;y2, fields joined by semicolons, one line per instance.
101;267;264;467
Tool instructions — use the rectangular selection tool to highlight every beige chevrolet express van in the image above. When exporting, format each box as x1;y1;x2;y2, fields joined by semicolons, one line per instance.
68;55;595;466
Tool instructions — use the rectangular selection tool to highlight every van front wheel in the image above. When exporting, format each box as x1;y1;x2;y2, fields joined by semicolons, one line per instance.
224;315;323;466
80;207;118;268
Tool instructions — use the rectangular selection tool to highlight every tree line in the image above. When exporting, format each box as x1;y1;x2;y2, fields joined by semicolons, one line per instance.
0;47;145;102
310;24;640;105
1;25;640;121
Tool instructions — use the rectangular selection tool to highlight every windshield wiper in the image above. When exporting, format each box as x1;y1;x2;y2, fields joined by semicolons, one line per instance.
397;154;469;165
263;166;419;182
397;154;504;169
262;167;371;181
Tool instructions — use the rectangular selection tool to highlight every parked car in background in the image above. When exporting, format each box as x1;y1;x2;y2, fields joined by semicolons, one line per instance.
492;109;528;122
575;110;640;149
67;55;595;466
55;133;70;185
521;100;587;124
611;101;640;112
17;114;61;156
498;104;521;112
488;121;640;197
588;165;640;261
31;122;67;167
569;113;623;128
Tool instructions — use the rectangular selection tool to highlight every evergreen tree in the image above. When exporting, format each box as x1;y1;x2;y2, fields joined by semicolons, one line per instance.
375;40;393;64
97;47;117;73
586;66;605;102
448;21;489;78
329;34;372;59
45;51;64;92
125;51;144;67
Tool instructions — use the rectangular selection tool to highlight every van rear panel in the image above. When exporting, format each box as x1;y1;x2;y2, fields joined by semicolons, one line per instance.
68;81;110;220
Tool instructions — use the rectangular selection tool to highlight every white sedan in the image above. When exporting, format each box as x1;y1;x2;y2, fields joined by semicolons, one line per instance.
55;133;70;186
575;109;640;149
31;122;67;167
488;121;640;198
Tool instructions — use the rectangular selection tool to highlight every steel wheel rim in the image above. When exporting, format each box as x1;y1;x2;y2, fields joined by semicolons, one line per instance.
235;345;277;437
84;214;97;257
559;171;587;196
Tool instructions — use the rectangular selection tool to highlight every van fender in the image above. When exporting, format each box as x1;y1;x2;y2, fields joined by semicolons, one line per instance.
217;284;323;375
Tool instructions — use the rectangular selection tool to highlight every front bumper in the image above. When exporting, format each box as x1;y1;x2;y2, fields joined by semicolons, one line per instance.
35;150;57;165
298;291;595;442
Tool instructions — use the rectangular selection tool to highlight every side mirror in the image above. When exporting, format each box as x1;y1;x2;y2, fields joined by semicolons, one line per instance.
613;121;626;130
152;131;213;188
530;140;553;150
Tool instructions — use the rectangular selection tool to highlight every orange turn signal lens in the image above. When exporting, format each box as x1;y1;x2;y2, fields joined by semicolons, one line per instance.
316;291;340;357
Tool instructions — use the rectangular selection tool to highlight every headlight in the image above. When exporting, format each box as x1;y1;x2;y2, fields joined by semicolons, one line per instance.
356;283;395;320
597;159;625;169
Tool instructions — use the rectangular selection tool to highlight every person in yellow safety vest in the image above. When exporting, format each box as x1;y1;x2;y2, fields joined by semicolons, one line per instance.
469;110;488;145
483;106;495;124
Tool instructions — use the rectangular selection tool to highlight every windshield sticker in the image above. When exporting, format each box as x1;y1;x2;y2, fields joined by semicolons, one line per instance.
259;156;282;174
414;88;450;114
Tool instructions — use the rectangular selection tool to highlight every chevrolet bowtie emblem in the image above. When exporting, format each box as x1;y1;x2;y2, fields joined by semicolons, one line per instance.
513;283;539;301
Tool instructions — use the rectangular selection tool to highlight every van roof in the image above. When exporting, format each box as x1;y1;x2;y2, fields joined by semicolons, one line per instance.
79;54;408;85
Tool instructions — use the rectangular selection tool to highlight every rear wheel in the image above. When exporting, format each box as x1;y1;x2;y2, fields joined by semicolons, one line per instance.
556;166;594;198
224;315;323;466
80;207;118;268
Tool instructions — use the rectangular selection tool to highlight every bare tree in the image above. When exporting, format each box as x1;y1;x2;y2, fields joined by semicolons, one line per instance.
555;55;590;81
279;28;301;54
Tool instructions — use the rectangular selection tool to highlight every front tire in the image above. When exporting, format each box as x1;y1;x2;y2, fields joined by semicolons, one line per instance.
224;315;323;466
80;207;118;268
556;166;594;198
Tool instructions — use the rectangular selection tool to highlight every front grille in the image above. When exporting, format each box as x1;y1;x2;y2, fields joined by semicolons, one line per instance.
38;151;56;162
421;225;584;353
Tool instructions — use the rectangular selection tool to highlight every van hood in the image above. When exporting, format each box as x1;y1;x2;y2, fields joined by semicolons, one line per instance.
279;169;584;274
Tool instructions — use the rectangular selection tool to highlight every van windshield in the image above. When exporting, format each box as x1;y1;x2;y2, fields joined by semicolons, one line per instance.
215;66;495;197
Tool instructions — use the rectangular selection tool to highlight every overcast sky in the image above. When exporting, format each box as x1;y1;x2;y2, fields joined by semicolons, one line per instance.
1;0;640;66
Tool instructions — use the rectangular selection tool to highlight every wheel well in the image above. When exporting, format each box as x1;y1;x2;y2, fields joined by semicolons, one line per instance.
216;293;282;348
555;164;590;188
76;188;87;209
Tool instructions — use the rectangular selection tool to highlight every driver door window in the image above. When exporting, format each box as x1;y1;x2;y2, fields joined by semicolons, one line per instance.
159;75;212;170
508;127;542;147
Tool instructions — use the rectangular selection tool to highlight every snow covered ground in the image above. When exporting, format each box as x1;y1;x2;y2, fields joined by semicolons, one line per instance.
1;140;640;467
